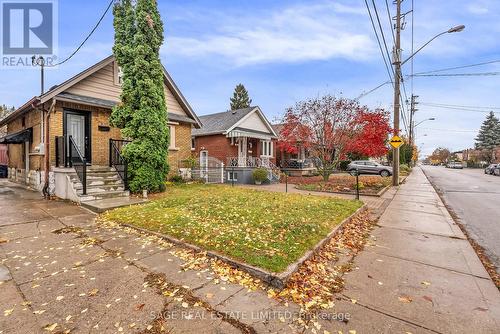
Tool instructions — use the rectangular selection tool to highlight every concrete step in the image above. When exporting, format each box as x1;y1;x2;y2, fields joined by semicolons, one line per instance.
69;173;121;182
86;166;116;172
73;184;125;193
77;190;130;202
72;178;124;187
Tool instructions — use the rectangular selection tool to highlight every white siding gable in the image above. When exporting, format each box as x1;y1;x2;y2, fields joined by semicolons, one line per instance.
238;111;271;133
64;60;187;116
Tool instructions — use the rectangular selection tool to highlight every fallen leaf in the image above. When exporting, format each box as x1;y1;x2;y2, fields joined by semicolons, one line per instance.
421;281;431;286
88;288;99;296
135;303;145;311
398;296;413;303
56;296;64;301
181;302;189;308
4;308;14;316
43;323;58;332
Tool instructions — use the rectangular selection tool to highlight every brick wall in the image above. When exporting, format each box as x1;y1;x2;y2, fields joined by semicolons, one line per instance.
49;101;122;166
193;135;277;165
6;100;194;179
168;123;192;175
193;135;237;164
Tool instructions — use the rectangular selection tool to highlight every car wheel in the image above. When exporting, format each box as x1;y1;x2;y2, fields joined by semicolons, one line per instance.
380;170;390;177
349;170;357;176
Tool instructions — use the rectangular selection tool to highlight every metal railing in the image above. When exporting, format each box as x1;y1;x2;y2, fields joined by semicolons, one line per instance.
280;158;316;169
226;156;281;182
55;135;67;167
68;136;87;195
109;139;131;190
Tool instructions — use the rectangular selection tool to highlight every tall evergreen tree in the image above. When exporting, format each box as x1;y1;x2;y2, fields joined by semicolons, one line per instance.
111;0;169;193
230;84;252;110
475;111;500;150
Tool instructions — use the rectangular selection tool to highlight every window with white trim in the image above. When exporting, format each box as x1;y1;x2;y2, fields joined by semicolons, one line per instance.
227;171;238;181
191;137;195;150
169;125;176;149
261;140;273;157
114;63;123;85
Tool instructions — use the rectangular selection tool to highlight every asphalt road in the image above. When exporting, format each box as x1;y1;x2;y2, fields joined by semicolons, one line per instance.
421;165;500;269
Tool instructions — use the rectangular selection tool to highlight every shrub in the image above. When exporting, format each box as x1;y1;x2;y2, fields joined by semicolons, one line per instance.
338;160;351;171
252;168;269;183
169;175;184;183
400;164;411;173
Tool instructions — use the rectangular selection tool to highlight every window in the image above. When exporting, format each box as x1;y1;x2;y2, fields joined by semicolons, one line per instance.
114;63;123;85
169;125;176;149
227;171;238;181
191;137;195;150
261;140;273;157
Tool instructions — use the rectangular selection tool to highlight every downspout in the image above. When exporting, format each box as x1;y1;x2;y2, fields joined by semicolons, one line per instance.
42;99;56;198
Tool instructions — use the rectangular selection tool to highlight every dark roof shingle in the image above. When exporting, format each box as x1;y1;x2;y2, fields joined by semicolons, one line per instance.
192;107;255;136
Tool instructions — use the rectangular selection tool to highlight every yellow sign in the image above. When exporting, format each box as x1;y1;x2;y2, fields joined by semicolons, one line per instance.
390;135;404;149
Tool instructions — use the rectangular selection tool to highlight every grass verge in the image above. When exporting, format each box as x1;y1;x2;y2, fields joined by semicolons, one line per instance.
102;184;362;273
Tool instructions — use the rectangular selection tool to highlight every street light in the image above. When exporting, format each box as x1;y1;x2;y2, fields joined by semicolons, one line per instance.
415;118;435;128
391;20;464;186
401;25;465;66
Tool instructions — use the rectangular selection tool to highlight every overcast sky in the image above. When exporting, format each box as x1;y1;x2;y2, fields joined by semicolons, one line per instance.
1;0;499;157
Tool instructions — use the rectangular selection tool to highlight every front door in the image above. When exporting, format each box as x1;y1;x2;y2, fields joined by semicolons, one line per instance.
64;110;91;163
237;137;247;167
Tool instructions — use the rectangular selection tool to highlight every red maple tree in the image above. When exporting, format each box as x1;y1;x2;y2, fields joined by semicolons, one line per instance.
346;108;392;158
277;95;391;180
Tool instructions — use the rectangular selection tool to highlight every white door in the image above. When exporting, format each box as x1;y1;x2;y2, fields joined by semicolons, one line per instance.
237;137;247;167
66;114;86;158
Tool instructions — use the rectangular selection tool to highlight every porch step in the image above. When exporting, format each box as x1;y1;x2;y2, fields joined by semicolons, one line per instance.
66;165;130;204
73;183;125;193
78;190;130;202
72;178;124;187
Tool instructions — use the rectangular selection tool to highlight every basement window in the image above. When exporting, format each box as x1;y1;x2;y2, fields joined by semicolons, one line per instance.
227;171;238;182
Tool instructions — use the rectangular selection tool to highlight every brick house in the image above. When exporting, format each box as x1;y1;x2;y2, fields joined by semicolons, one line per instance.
0;55;201;203
192;106;280;183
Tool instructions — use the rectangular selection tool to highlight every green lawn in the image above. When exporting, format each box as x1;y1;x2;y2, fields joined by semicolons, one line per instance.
103;184;362;273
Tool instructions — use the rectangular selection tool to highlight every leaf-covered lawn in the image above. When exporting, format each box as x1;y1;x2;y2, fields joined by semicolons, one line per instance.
293;174;391;195
103;184;362;273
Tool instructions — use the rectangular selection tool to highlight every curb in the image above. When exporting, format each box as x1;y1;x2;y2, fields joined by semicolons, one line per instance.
120;204;368;289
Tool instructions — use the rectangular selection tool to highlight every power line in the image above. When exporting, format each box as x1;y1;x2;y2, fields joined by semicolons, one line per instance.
421;102;500;110
419;127;478;133
364;0;394;86
411;72;500;77
355;80;391;100
48;0;114;67
420;103;500;113
413;59;500;76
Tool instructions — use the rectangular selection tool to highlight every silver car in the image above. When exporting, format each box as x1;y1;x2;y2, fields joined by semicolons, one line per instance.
347;161;393;177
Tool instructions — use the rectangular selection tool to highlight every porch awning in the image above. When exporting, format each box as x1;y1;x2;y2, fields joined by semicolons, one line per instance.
0;128;32;144
226;127;275;140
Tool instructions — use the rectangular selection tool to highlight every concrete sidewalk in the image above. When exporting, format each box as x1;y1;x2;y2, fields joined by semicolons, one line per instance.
340;167;500;333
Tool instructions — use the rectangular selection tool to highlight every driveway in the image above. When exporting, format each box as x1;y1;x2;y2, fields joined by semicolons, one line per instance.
421;166;500;269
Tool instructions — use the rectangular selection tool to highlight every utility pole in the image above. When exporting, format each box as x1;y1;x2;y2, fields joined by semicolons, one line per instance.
409;95;419;146
391;0;402;187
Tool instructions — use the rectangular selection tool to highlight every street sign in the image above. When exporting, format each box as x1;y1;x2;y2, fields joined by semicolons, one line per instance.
390;135;404;149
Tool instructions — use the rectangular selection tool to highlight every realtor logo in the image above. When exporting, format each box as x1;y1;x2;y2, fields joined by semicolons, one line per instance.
1;0;57;67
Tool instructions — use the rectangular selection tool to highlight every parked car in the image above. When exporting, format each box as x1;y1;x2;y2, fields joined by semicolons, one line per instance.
485;164;497;174
0;165;7;178
346;161;393;177
446;161;464;169
493;165;500;176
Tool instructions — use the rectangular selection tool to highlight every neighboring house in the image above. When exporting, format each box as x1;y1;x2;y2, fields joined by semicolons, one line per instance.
272;123;316;176
0;55;201;203
192;106;279;184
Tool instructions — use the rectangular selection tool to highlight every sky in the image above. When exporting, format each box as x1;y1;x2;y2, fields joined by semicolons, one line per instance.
1;0;500;157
